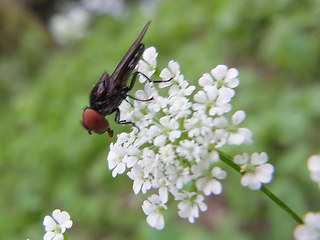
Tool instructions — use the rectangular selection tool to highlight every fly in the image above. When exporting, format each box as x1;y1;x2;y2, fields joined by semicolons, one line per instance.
82;21;152;137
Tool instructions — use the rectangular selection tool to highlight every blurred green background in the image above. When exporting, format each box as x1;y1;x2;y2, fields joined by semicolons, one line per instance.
1;0;320;239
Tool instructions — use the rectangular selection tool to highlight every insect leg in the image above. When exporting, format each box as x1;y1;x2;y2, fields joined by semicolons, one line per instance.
127;71;139;91
136;71;173;83
127;95;153;102
115;108;140;131
125;98;134;107
127;71;172;92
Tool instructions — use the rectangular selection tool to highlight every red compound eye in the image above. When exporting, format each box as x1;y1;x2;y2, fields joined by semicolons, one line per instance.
82;108;113;137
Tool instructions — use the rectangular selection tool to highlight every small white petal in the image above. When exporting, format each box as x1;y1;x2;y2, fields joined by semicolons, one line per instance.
304;212;320;226
212;167;227;179
169;130;181;142
211;65;228;80
154;135;167;147
241;174;261;190
143;47;158;64
212;116;228;128
251;152;268;165
232;110;246;125
168;60;180;75
256;164;274;183
193;91;207;103
142;200;156;216
199;73;214;87
43;232;64;240
146;212;165;230
216;87;235;103
196;198;208;212
204;85;219;101
124;156;138;168
228;132;245;145
234;153;249;165
132;180;143;195
226;77;240;88
43;216;57;232
236;128;253;145
205;179;222;195
225;68;239;79
112;162;126;177
159;187;168;203
159;68;172;80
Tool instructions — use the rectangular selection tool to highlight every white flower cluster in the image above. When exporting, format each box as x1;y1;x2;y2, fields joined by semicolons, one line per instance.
234;152;274;190
107;47;253;230
43;209;73;240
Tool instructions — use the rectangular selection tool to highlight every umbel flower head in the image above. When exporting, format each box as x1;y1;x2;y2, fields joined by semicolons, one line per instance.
43;209;73;240
107;47;257;229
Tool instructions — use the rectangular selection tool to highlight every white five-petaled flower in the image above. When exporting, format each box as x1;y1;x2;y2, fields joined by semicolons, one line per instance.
43;209;72;240
107;142;127;177
177;193;208;223
234;152;274;190
199;64;239;89
227;110;253;145
168;76;196;98
196;167;227;195
142;194;168;230
138;46;158;81
211;111;253;146
193;85;235;116
159;60;181;88
307;154;320;187
294;212;320;240
151;116;182;146
127;164;152;194
108;46;253;229
184;110;214;137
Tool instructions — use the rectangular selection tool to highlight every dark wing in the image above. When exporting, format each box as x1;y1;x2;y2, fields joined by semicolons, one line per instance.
89;72;111;110
106;21;150;95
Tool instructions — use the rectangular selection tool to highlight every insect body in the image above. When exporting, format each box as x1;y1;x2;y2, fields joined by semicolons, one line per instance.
82;21;151;136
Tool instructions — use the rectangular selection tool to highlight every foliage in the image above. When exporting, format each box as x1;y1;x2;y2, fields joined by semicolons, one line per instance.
1;0;320;239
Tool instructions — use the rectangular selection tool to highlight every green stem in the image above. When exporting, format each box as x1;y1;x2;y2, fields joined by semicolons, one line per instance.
217;150;303;224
